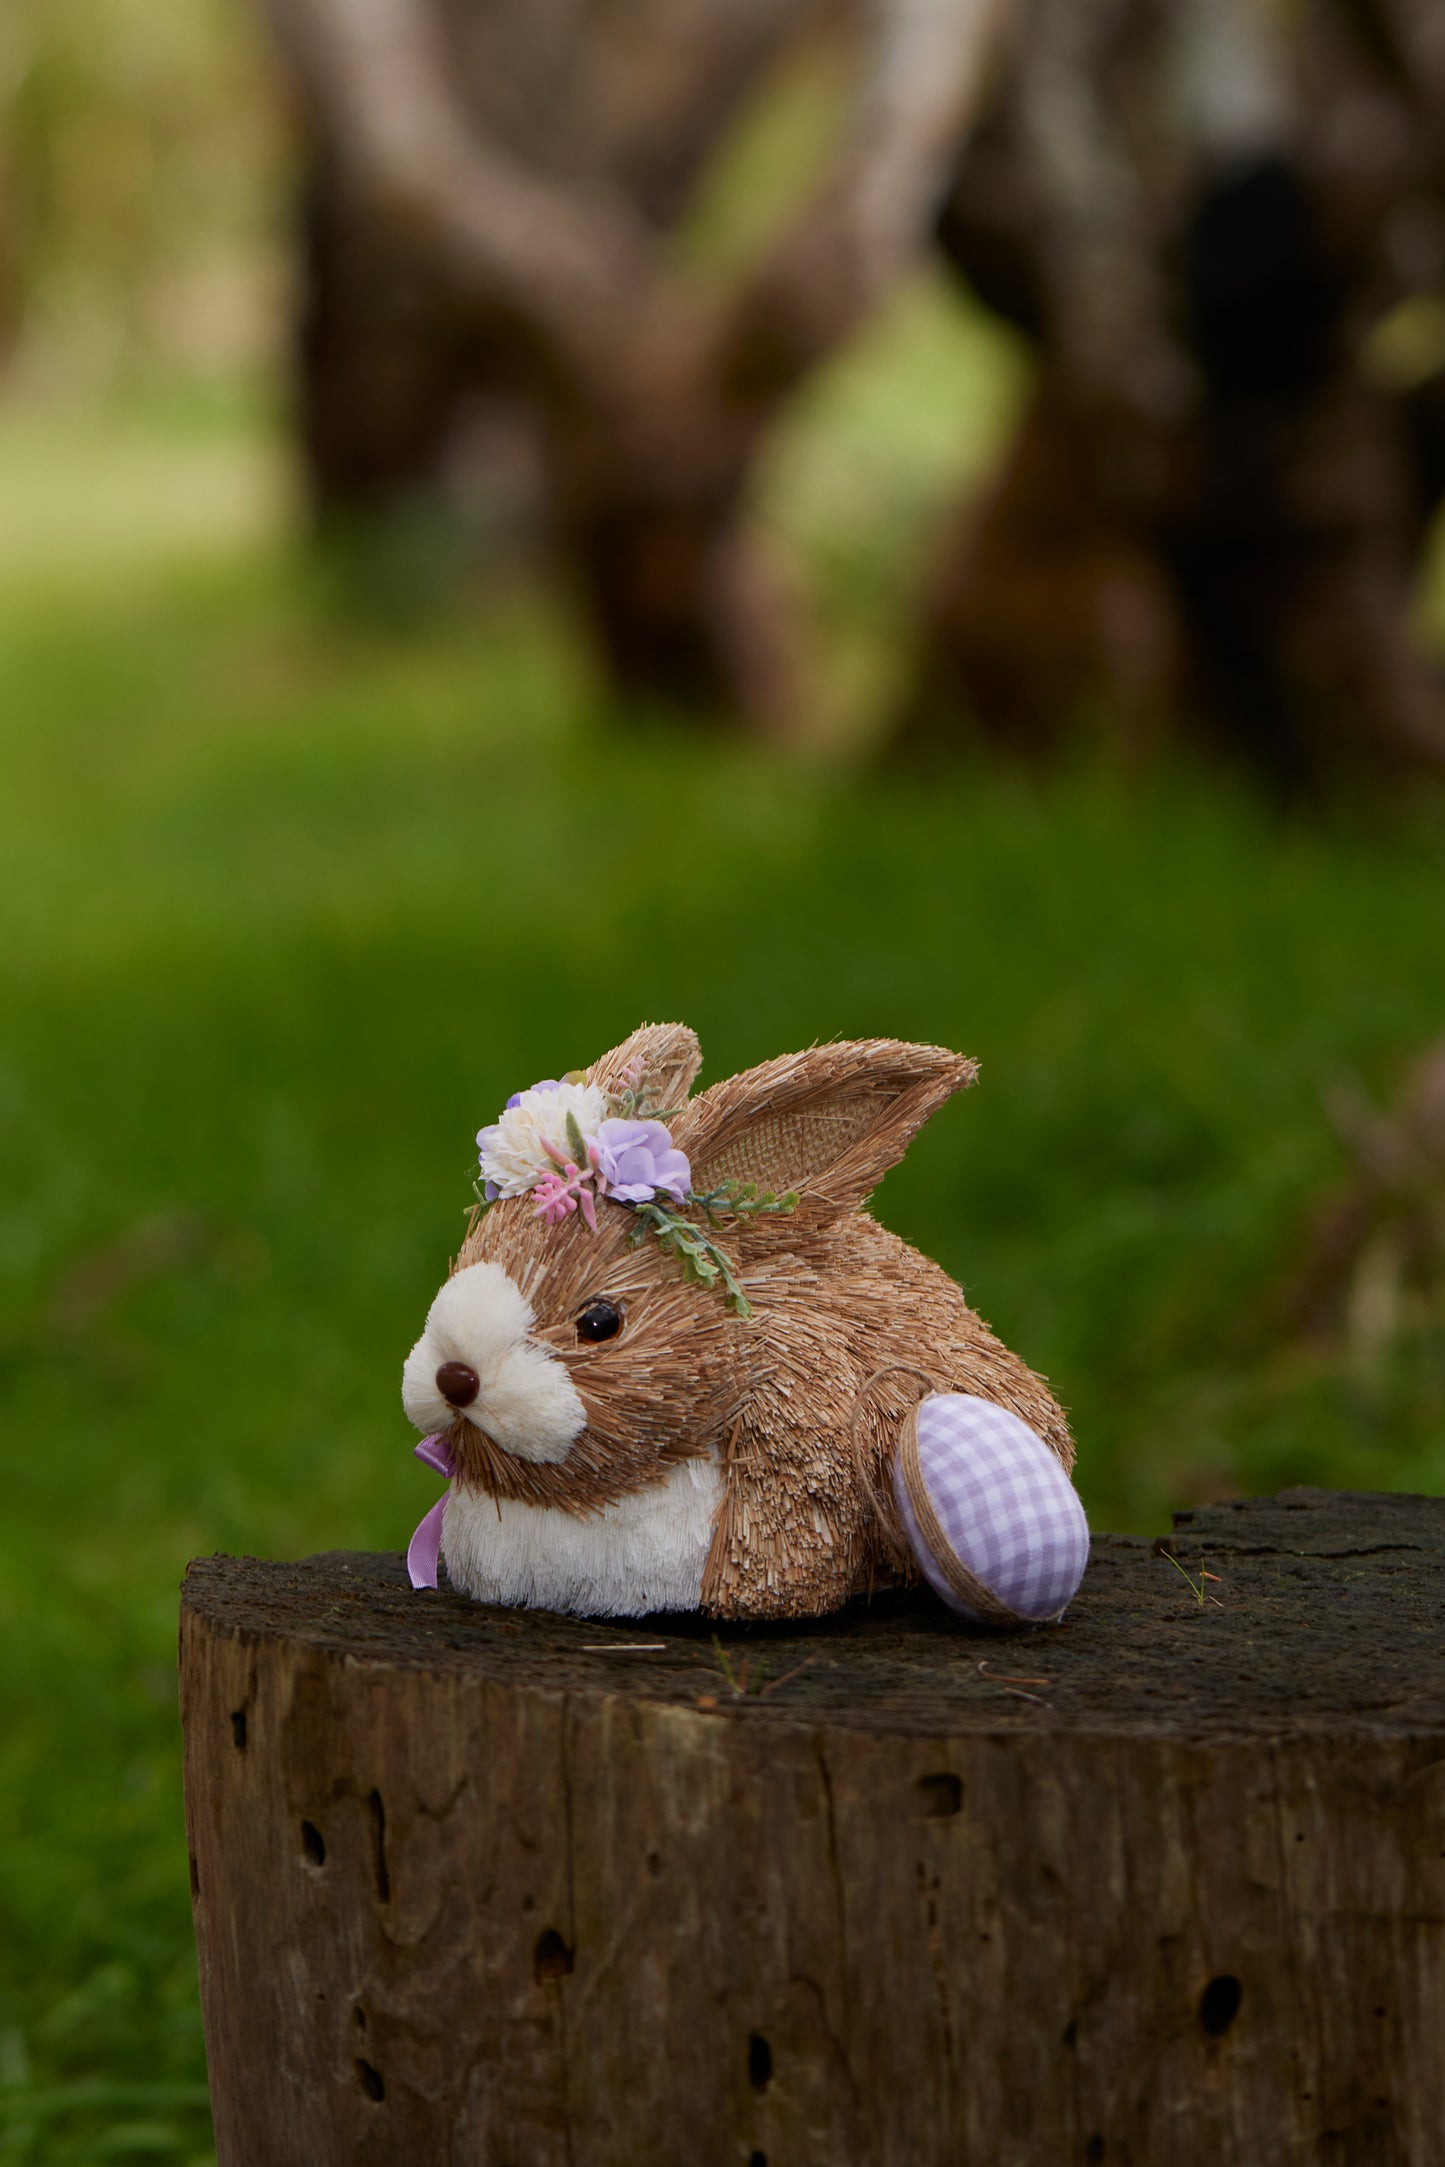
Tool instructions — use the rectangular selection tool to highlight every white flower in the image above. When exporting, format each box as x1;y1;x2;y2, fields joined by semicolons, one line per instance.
478;1079;610;1198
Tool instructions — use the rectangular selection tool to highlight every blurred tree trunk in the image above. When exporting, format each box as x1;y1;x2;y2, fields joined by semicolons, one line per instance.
900;0;1445;792
295;149;480;517
1285;1036;1445;1374
259;0;1016;724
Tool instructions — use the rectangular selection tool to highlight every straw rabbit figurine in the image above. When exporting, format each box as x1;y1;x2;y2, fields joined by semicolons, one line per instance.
402;1024;1088;1624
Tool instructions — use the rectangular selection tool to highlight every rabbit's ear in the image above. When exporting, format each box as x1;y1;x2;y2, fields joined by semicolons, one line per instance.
587;1023;703;1111
675;1040;977;1218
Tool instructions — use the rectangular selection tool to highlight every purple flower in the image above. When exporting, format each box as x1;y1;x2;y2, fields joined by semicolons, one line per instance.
505;1079;560;1110
594;1118;691;1203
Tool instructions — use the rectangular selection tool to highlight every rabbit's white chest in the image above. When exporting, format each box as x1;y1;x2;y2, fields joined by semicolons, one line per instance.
440;1454;722;1616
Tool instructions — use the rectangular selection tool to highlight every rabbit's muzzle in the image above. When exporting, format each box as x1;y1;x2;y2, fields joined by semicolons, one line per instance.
402;1260;587;1465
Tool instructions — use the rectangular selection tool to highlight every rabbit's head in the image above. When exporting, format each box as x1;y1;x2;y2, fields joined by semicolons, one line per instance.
403;1024;731;1515
402;1023;980;1535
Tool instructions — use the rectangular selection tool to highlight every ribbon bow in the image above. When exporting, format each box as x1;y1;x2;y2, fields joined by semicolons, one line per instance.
407;1433;456;1590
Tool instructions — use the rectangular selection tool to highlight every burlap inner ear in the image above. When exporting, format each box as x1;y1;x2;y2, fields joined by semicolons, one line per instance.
678;1041;979;1209
697;1099;884;1193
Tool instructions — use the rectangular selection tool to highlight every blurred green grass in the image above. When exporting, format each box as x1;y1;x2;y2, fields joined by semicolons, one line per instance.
2;295;1444;2161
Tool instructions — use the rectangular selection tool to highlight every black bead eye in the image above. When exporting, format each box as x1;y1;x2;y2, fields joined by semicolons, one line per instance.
576;1299;623;1344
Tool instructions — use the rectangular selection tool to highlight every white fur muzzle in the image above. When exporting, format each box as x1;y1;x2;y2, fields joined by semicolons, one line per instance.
441;1456;723;1616
401;1261;585;1463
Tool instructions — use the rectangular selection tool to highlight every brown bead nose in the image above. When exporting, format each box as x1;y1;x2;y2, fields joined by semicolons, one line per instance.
435;1361;480;1409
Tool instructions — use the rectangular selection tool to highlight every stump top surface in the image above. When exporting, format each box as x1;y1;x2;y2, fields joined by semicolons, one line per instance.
182;1489;1445;1741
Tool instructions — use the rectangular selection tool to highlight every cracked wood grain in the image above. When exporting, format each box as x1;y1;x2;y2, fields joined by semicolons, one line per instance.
181;1489;1445;2164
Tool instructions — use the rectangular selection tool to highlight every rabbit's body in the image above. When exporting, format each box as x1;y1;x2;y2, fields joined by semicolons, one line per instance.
696;1210;1071;1617
403;1025;1087;1623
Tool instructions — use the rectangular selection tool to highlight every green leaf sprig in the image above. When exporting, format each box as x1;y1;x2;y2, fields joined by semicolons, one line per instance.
627;1180;799;1318
612;1085;684;1126
627;1199;753;1316
690;1179;800;1226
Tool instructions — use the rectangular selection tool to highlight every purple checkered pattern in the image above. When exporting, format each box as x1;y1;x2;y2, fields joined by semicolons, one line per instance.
894;1394;1090;1624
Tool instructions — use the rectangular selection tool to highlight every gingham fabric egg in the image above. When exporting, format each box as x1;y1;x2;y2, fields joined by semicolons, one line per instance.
894;1393;1090;1625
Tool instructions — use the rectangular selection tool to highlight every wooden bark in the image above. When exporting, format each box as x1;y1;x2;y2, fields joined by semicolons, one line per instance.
257;0;1016;721
181;1489;1445;2165
896;374;1183;765
905;0;1445;790
294;150;485;518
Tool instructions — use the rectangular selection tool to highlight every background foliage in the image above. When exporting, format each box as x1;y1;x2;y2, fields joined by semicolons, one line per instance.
1;4;1443;2161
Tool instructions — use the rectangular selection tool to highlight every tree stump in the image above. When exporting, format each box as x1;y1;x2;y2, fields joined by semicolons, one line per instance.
180;1489;1445;2165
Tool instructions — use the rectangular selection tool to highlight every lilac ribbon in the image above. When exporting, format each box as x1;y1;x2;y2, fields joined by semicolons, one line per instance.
407;1433;456;1590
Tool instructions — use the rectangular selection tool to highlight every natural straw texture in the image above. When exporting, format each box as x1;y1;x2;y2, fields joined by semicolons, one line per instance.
847;1364;948;1580
676;1040;979;1220
588;1022;704;1111
449;1024;1075;1619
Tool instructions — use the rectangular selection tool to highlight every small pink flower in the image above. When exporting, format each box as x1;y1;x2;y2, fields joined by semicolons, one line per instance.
532;1175;577;1225
532;1163;599;1232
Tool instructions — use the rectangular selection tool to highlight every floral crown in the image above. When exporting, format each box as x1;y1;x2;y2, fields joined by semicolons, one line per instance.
474;1058;794;1317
